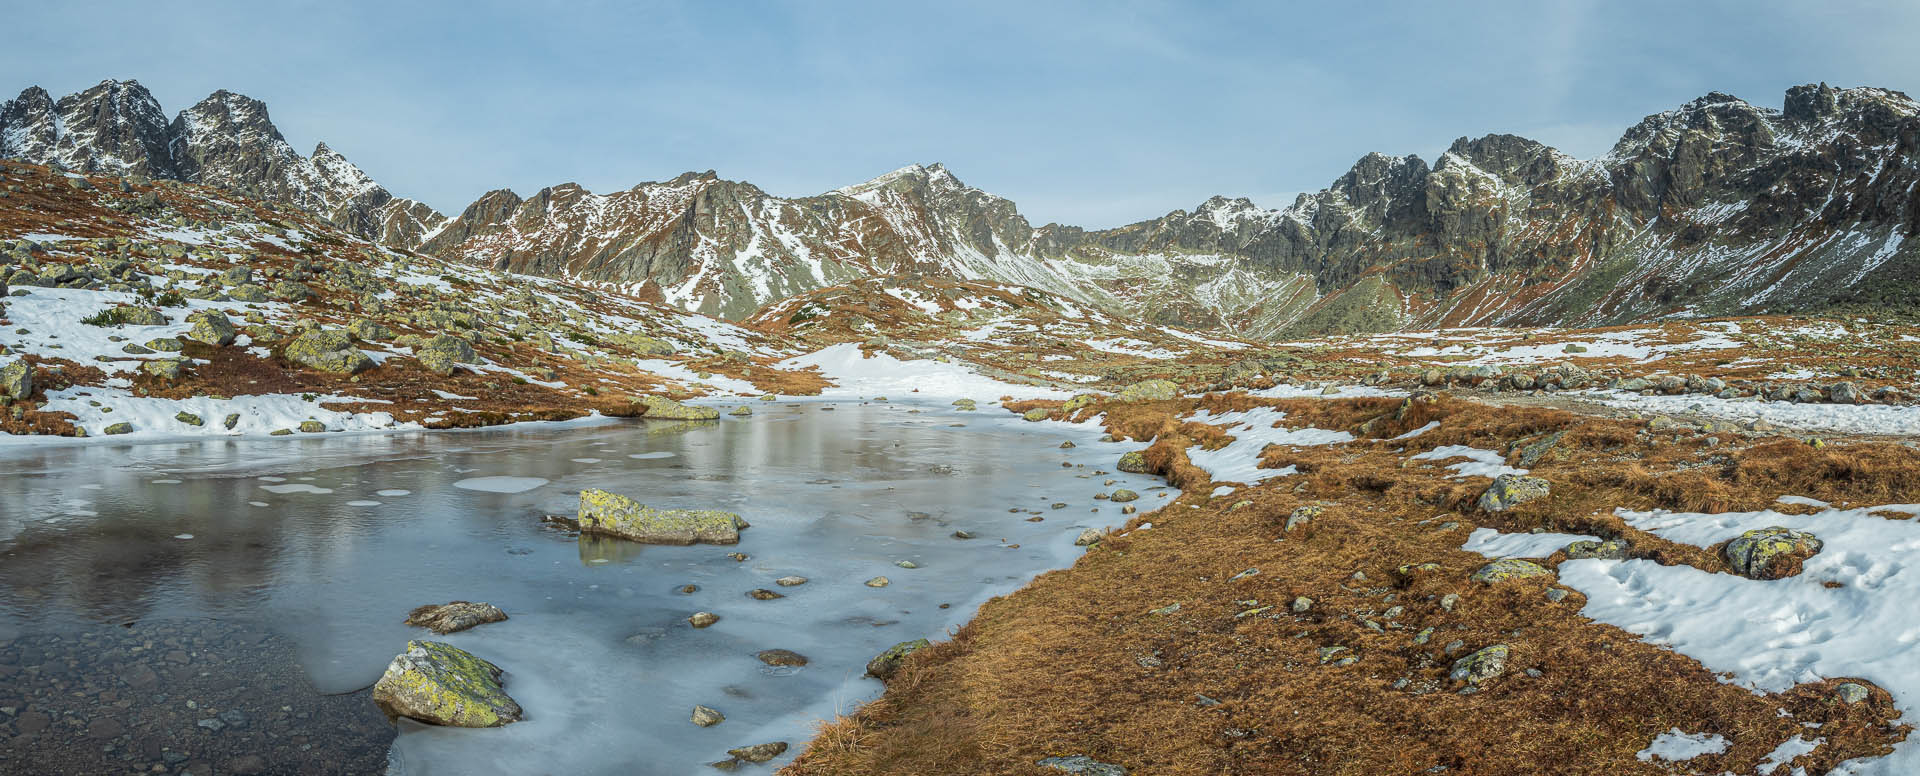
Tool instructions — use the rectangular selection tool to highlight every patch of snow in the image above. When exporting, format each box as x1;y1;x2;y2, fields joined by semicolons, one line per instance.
1462;527;1598;559
1410;445;1526;479
1635;729;1728;762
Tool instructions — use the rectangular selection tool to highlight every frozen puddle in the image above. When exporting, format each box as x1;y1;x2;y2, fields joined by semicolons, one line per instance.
452;477;550;493
0;401;1160;774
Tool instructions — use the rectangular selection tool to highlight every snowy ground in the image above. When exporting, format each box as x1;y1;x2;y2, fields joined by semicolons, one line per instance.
1585;390;1920;436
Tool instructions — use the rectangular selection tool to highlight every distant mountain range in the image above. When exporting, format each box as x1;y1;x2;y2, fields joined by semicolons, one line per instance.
6;79;1916;338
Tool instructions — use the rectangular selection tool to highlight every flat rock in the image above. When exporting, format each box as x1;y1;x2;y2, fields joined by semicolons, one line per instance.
577;488;746;545
404;601;508;634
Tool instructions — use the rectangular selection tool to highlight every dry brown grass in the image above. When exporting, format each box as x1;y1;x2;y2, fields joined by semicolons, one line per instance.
782;393;1914;776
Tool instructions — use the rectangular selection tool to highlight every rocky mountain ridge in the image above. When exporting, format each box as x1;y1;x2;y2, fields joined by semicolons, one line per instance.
413;83;1920;337
0;79;445;246
7;80;1917;340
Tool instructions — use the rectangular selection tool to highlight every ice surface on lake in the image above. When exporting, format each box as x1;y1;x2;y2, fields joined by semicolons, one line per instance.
0;401;1159;774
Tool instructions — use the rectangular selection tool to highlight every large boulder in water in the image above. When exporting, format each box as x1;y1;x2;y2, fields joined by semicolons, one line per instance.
577;488;746;545
370;640;521;727
640;395;720;420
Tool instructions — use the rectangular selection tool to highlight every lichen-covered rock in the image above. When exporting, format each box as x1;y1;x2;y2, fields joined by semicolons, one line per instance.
577;488;745;545
952;398;977;411
1285;504;1323;531
691;705;725;727
370;640;521;727
1117;379;1178;402
1564;538;1631;560
103;421;134;435
865;638;931;680
1061;394;1098;414
1834;682;1872;705
185;310;237;346
415;334;477;376
728;405;752;416
1723;527;1823;579
1449;644;1511;685
119;307;169;326
1471;559;1553;584
1476;474;1550;512
1116;450;1150;474
726;742;788;763
227;283;270;302
348;318;395;342
1038;755;1129;775
270;280;314;302
1109;489;1139;503
175;411;203;426
0;359;31;399
298;420;327;433
1022;407;1052;422
641;395;720;421
405;601;508;635
606;332;676;356
285;329;372;374
140;358;184;381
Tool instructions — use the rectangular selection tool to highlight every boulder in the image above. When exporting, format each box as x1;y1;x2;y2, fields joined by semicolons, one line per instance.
140;358;184;381
227;284;269;302
103;422;134;435
348;319;395;342
866;638;931;680
577;488;746;545
416;334;477;376
1022;408;1052;422
1117;379;1177;402
1723;527;1823;579
370;640;521;727
1476;474;1550;512
184;310;237;346
0;359;31;399
1109;489;1139;503
640;395;720;420
1074;528;1103;546
1830;381;1862;404
405;601;508;635
285;329;373;374
1116;450;1151;474
691;705;725;727
606;332;676;356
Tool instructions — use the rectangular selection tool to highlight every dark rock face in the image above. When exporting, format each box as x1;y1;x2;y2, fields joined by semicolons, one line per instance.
1;80;448;244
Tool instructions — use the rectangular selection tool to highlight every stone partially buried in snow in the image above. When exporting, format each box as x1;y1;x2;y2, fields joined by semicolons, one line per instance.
1722;526;1823;580
1472;559;1553;584
1476;474;1550;512
404;601;508;635
640;395;721;421
1038;755;1128;775
370;640;521;727
1117;379;1178;402
577;488;746;545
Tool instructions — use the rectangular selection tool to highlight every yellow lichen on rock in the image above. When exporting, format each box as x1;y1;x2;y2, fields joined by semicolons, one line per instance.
577;488;747;545
370;640;521;728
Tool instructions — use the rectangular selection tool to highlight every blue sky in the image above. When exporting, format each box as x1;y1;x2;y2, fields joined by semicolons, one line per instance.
6;0;1917;227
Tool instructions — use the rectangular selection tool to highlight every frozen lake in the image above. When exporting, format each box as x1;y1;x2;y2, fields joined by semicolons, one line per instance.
0;400;1162;774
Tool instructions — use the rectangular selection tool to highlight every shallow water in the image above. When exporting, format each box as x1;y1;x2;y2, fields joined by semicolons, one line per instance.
0;400;1162;774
